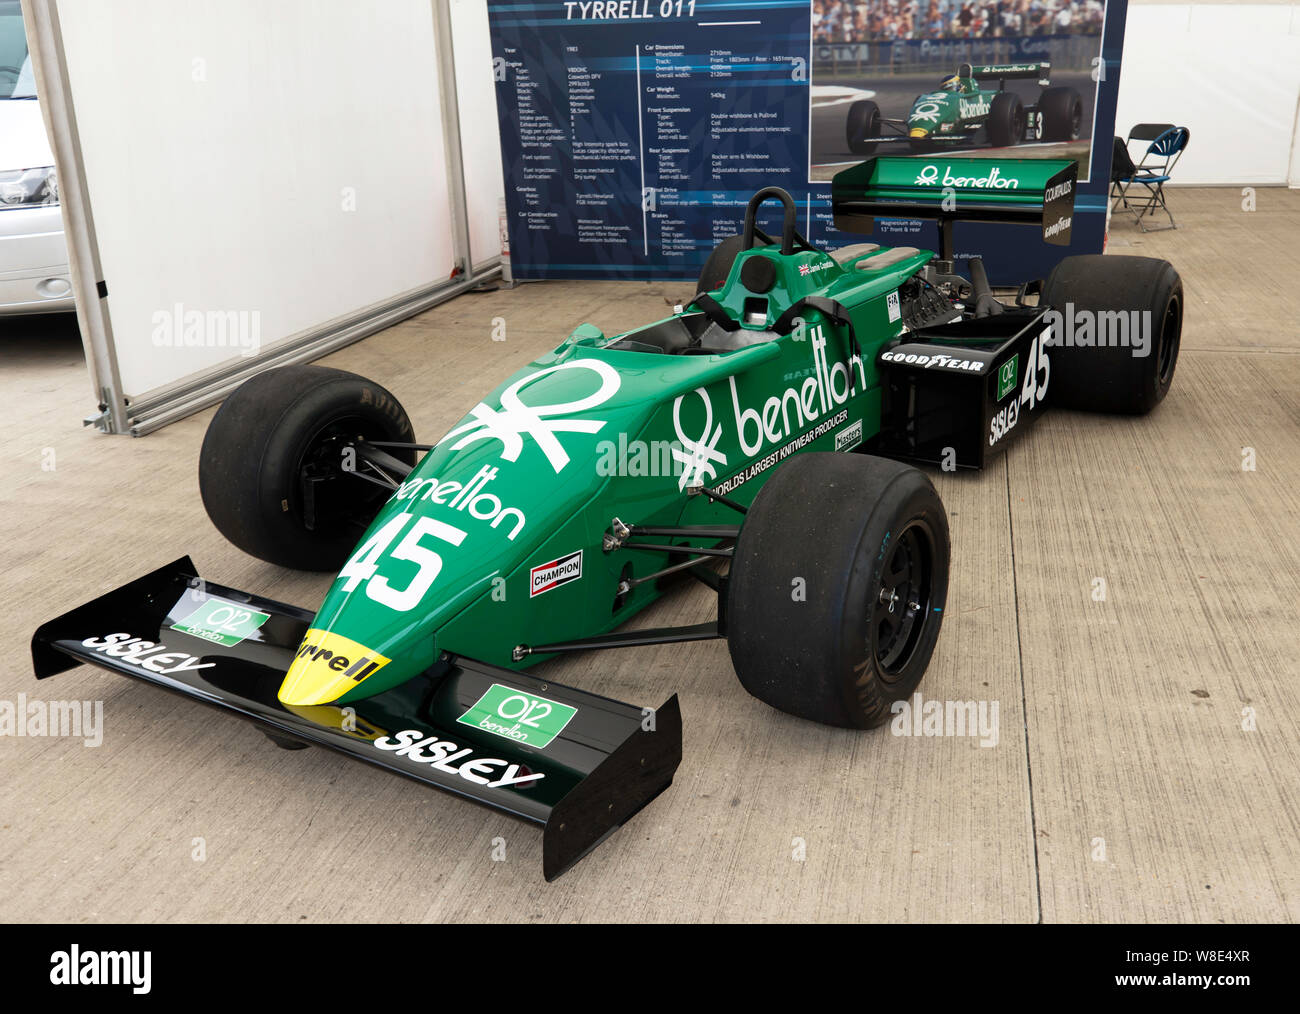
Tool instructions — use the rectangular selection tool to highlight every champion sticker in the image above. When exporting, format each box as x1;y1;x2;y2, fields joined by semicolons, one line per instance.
529;550;583;598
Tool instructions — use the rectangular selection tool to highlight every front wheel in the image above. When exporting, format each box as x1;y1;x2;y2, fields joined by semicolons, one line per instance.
845;99;881;155
199;365;416;570
726;453;950;728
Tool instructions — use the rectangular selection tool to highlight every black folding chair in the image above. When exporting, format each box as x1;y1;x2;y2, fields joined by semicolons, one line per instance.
1111;125;1190;232
1128;122;1177;160
1110;136;1136;187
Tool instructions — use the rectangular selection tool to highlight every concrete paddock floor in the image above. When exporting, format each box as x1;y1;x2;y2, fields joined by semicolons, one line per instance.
1;188;1297;923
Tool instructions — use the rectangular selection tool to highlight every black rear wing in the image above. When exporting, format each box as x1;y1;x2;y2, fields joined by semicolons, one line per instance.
831;155;1078;256
973;61;1051;86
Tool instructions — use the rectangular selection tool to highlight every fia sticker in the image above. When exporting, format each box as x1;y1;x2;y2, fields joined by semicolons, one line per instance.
887;290;901;323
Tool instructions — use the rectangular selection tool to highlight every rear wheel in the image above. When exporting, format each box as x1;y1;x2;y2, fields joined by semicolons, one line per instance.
697;234;745;293
987;92;1025;147
845;99;881;155
1041;255;1183;414
1038;86;1083;141
199;365;416;570
696;232;773;293
726;453;950;728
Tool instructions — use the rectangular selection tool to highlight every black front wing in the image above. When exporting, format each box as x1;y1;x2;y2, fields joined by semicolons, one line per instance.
32;558;682;881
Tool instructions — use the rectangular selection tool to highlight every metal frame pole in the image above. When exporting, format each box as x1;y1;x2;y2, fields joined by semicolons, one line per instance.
21;0;129;433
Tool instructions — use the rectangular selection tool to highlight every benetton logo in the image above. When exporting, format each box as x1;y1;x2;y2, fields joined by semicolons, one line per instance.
913;164;1020;189
529;551;583;598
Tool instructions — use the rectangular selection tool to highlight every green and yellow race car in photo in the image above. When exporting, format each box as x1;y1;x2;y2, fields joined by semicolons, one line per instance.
32;155;1181;880
846;62;1085;154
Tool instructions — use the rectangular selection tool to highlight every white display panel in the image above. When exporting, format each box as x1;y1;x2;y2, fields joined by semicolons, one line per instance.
1116;3;1300;186
451;0;505;267
54;0;457;399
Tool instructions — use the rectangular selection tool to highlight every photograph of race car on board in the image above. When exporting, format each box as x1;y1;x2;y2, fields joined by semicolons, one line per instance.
810;0;1106;181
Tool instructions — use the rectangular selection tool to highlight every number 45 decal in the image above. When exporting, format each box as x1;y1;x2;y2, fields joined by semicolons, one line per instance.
1021;328;1051;410
339;512;467;611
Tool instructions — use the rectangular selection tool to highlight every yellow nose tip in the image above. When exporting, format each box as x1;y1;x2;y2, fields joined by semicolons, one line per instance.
909;127;929;138
278;628;391;705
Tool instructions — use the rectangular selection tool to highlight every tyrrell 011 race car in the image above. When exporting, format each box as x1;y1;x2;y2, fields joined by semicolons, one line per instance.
845;62;1084;154
33;155;1182;879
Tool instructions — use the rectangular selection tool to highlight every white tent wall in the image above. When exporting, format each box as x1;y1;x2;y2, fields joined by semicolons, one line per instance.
451;0;505;269
24;0;504;435
1116;2;1300;186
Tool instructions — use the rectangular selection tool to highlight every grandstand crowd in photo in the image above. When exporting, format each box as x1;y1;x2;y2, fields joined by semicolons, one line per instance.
813;0;1106;42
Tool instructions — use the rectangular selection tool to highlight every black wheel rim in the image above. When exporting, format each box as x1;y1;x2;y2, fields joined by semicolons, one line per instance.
1157;293;1181;386
295;414;404;537
1071;102;1082;139
870;521;936;680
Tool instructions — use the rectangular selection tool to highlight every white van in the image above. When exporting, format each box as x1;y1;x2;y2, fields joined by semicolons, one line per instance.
0;0;73;314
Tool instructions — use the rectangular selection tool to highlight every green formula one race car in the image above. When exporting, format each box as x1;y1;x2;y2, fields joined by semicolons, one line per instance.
33;156;1182;879
846;62;1085;154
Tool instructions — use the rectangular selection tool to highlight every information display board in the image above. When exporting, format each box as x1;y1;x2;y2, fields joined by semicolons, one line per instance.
488;0;1128;285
